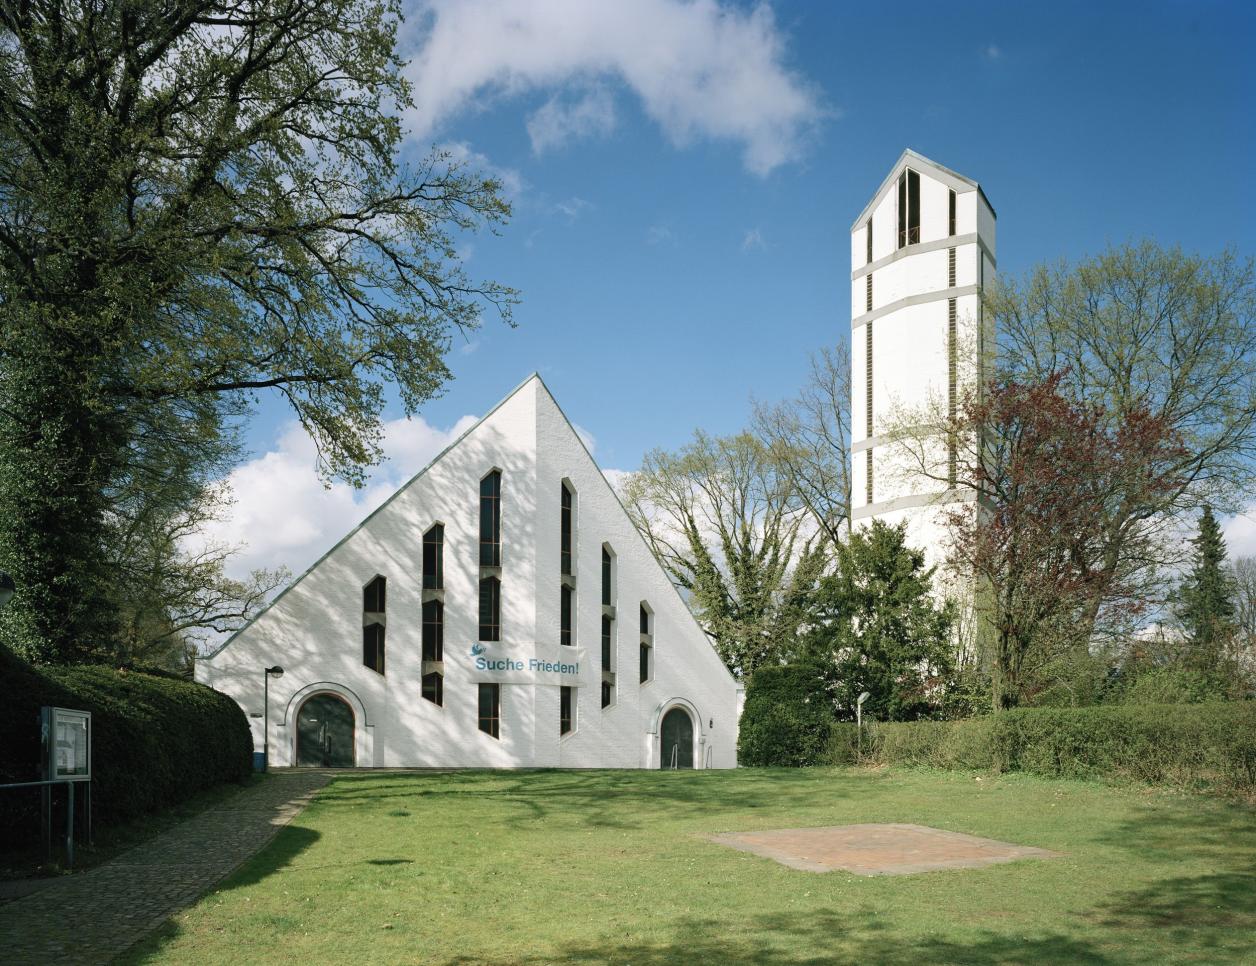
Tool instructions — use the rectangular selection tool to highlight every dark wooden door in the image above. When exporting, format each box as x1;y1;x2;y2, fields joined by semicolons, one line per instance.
296;694;355;767
660;708;694;769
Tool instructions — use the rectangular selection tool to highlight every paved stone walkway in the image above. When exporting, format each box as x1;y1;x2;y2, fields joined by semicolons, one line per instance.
0;770;331;965
710;823;1061;875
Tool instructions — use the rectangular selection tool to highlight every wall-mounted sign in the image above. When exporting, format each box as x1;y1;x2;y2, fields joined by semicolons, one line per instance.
465;643;587;685
41;707;91;781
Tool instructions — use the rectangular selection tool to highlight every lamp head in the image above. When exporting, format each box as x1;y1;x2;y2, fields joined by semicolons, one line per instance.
0;572;15;610
857;691;870;706
265;665;284;678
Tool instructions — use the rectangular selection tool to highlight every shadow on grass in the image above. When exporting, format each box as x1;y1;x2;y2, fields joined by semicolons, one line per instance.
1092;871;1256;957
309;768;856;831
440;909;1115;966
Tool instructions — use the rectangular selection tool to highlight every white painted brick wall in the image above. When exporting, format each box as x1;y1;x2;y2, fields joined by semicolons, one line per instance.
197;376;743;769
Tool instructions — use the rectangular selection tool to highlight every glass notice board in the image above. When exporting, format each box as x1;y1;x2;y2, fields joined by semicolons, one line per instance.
42;707;91;781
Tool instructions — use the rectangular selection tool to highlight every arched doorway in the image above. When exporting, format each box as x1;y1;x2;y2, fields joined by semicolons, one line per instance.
660;707;694;769
296;693;355;767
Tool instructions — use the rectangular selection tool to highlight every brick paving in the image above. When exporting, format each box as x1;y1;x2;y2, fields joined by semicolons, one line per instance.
0;769;331;966
710;823;1061;876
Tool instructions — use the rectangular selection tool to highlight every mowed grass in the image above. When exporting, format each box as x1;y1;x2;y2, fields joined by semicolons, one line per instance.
123;767;1256;965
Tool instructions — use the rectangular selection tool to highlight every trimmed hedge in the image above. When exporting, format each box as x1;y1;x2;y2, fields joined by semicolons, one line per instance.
0;647;252;848
852;702;1256;793
738;662;834;767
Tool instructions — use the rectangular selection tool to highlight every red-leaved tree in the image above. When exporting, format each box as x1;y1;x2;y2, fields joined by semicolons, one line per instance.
942;373;1189;709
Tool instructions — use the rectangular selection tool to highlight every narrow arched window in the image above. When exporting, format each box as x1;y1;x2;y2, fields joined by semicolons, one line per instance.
560;584;573;646
363;575;386;614
422;599;443;662
479;576;500;642
560;482;574;576
422;672;443;706
560;686;574;735
363;623;385;675
478;683;501;738
639;603;652;684
362;576;386;674
480;471;501;567
423;524;444;590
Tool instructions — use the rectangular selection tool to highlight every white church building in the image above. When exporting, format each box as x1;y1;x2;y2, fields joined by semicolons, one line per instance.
850;148;996;564
197;375;743;770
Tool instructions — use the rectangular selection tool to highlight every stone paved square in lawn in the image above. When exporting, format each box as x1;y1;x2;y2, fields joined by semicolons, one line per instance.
709;823;1062;876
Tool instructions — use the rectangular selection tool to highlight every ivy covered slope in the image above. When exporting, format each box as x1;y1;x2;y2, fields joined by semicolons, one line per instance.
0;646;251;847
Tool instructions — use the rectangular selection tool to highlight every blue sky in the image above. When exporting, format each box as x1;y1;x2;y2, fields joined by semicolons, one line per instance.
216;0;1256;579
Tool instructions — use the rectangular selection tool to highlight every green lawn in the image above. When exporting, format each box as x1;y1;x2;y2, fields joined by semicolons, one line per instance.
124;768;1256;965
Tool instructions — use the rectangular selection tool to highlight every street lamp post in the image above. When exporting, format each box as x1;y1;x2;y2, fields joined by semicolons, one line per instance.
263;666;285;772
856;691;871;759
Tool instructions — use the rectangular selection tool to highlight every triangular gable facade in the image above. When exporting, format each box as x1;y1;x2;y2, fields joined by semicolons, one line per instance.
197;375;742;769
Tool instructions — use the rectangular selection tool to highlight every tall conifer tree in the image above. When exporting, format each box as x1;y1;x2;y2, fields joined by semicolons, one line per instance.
1176;506;1237;671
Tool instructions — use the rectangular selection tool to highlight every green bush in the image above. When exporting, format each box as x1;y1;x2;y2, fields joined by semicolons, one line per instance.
738;662;834;767
0;646;252;849
1122;667;1223;705
860;703;1256;793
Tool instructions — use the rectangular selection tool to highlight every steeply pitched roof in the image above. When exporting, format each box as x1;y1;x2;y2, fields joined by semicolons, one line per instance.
200;372;544;660
850;147;996;232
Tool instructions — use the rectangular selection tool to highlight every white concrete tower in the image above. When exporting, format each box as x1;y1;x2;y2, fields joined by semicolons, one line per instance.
849;149;996;566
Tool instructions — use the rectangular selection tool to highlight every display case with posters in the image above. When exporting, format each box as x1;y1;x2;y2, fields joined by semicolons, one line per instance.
41;707;91;781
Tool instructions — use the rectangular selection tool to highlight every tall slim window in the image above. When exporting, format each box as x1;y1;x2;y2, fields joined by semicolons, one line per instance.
363;575;386;614
639;603;652;684
948;247;957;288
601;548;612;606
363;575;386;674
866;319;874;505
601;614;614;708
948;298;959;486
423;524;444;590
865;219;872;264
422;672;443;706
363;623;385;674
865;273;872;313
897;168;920;248
478;683;501;738
422;599;443;662
948;189;957;236
560;686;573;735
560;483;573;576
640;603;650;636
479;576;500;641
560;584;573;646
479;471;501;567
640;641;651;684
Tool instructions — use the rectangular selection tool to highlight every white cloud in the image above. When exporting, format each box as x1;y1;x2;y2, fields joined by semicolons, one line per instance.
601;468;633;498
982;44;1003;60
646;225;676;246
527;87;617;154
1224;506;1256;560
404;0;825;176
741;227;766;253
438;140;524;197
195;413;479;581
554;196;595;222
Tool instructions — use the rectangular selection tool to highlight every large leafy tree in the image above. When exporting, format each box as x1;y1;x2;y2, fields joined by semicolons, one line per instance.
803;519;953;722
1175;506;1237;673
928;374;1189;709
0;1;514;662
622;430;825;678
992;242;1256;640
